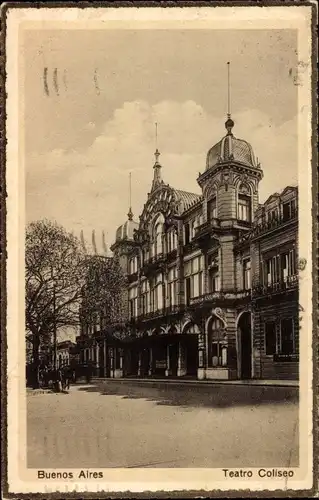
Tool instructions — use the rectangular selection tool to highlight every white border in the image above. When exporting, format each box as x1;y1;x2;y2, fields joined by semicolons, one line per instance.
6;5;313;494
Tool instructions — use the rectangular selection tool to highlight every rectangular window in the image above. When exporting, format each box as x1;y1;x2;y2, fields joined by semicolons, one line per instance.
208;196;217;220
280;318;294;354
282;199;296;221
238;194;251;222
192;257;199;274
184;223;190;245
129;300;134;319
210;271;220;292
265;322;276;355
198;271;203;295
243;259;251;290
280;249;296;281
193;273;199;297
184;260;191;277
264;256;280;285
185;277;191;305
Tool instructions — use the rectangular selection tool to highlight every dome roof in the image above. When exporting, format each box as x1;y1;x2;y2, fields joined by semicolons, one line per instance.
115;217;139;242
206;119;259;171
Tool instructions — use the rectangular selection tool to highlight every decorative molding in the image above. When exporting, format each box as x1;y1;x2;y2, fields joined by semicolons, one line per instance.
212;307;227;328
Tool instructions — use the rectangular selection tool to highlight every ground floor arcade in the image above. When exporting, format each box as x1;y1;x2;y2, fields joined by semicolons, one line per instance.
77;302;299;381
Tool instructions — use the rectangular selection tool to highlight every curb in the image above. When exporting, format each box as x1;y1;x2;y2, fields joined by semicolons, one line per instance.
92;377;299;389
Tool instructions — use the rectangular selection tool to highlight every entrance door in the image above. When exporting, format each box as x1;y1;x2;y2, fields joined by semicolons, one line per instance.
186;335;198;376
170;343;178;377
239;313;252;379
141;349;150;377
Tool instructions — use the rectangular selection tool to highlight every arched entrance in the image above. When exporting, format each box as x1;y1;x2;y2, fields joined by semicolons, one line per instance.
207;316;228;369
237;312;252;379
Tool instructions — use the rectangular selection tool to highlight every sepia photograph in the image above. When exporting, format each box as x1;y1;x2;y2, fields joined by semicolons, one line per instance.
3;3;316;496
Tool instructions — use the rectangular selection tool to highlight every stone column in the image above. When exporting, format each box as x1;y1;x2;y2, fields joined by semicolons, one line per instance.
148;347;153;376
177;342;187;377
165;345;171;377
203;253;209;294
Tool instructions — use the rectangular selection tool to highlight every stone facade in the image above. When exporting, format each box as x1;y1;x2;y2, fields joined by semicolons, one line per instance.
76;118;299;381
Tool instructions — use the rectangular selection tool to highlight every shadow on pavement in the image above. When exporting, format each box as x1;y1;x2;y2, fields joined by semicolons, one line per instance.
77;381;299;409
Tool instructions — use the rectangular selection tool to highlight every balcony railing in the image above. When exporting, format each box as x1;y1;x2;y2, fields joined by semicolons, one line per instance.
238;210;298;244
194;218;220;240
167;249;178;263
141;253;166;275
127;271;138;284
252;274;298;297
190;290;251;306
130;304;184;324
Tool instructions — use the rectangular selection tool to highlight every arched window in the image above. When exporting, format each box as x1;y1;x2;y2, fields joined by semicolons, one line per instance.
152;214;165;256
238;183;252;222
208;317;227;367
155;223;163;255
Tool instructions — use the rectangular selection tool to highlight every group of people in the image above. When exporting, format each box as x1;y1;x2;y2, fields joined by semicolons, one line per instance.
39;364;75;392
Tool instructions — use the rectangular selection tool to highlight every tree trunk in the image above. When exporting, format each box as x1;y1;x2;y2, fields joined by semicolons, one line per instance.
31;333;40;389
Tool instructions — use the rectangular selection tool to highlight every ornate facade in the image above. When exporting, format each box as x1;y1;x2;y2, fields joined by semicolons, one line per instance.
76;116;299;381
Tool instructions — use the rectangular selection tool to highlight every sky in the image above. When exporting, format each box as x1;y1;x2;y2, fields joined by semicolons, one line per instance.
22;28;298;253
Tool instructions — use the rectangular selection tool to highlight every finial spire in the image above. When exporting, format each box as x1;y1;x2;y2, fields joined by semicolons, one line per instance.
227;61;231;118
154;122;161;164
225;61;234;135
151;122;163;191
127;172;133;220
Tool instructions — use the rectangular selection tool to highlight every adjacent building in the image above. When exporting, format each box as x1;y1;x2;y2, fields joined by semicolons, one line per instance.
76;115;299;381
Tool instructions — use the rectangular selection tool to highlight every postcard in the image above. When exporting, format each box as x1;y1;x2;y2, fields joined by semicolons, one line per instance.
2;3;317;497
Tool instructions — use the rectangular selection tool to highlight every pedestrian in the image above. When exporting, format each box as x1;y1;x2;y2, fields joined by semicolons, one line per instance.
86;362;92;384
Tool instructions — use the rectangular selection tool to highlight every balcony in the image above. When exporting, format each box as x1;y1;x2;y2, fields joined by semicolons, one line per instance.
238;210;298;244
252;274;298;298
141;252;166;276
130;304;184;325
192;219;220;250
190;290;251;306
167;249;178;263
127;271;138;284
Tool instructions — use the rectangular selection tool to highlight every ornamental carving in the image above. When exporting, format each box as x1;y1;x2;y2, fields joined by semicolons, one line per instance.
239;182;251;196
221;169;234;190
212;307;227;328
205;182;218;200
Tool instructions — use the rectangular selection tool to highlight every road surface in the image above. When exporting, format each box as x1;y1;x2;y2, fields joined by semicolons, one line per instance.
27;381;299;468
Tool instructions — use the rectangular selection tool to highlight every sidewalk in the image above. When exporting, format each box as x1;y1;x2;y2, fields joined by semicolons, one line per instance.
26;388;53;395
92;376;299;388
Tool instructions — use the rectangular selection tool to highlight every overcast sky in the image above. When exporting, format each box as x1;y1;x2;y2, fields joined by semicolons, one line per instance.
22;28;298;253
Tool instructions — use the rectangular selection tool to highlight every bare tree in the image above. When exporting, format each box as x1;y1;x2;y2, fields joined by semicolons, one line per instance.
25;219;85;387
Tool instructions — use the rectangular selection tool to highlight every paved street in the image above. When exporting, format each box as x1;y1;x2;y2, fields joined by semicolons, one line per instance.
27;381;299;468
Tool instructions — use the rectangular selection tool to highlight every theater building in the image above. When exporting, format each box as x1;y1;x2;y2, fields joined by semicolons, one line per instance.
76;116;299;381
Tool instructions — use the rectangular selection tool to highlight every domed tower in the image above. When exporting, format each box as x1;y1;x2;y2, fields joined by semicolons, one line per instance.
198;116;263;226
110;175;139;273
196;63;263;293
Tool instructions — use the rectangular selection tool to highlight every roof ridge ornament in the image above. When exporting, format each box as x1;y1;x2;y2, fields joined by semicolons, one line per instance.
225;62;234;135
127;172;134;220
151;123;163;191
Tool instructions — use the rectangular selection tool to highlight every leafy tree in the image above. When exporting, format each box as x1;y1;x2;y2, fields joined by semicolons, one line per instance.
79;255;128;337
25;219;85;387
